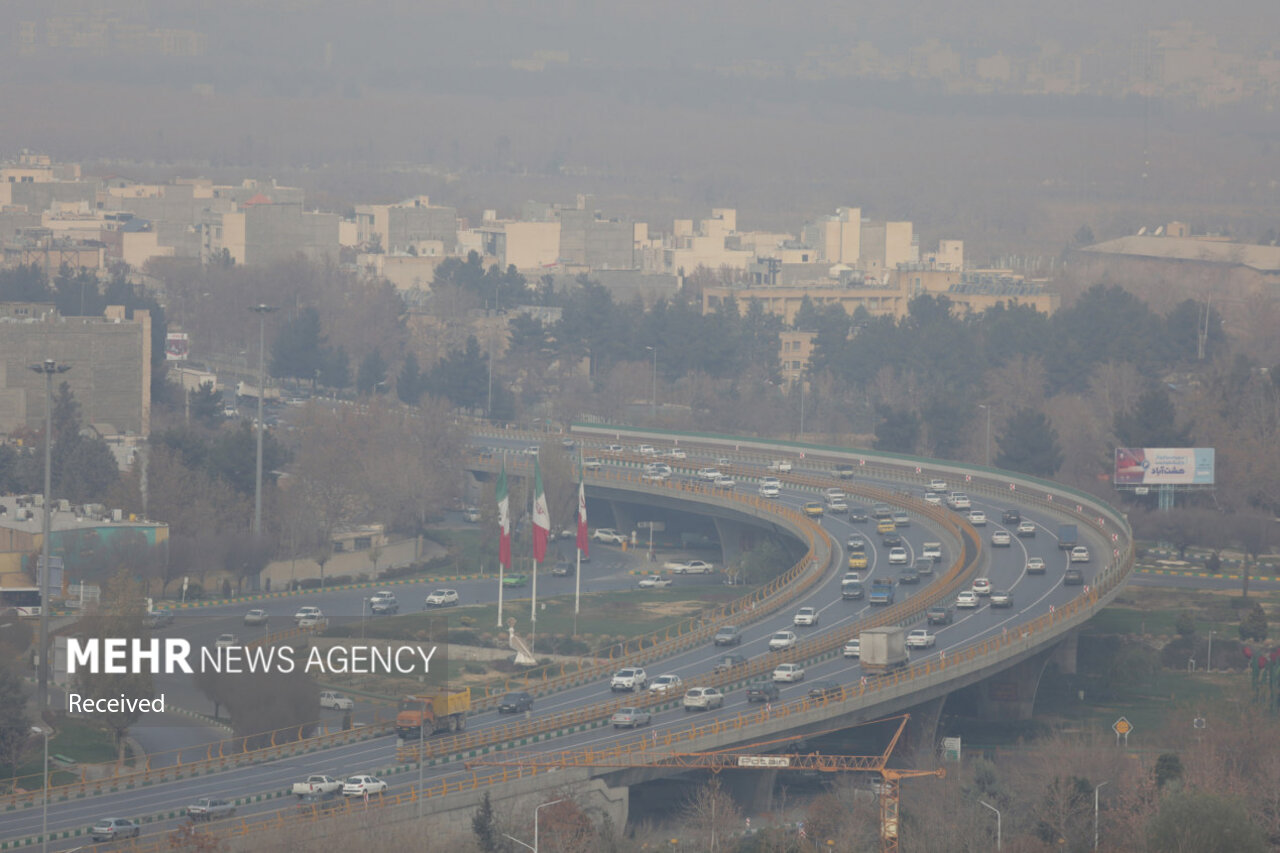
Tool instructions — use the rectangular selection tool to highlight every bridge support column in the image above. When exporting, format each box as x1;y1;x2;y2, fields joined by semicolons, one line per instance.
903;695;948;766
608;502;639;537
711;517;758;567
1051;630;1078;675
970;646;1057;721
718;768;777;814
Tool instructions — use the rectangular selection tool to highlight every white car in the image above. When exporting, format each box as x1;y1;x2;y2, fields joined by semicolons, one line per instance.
888;547;908;565
342;775;387;797
767;460;793;473
842;638;861;659
768;630;798;651
1016;520;1037;537
638;575;673;589
649;674;683;693
991;530;1012;547
968;510;987;526
758;483;780;498
928;478;948;492
823;487;846;501
972;577;993;595
922;542;943;562
696;467;722;481
319;691;354;710
1071;545;1091;563
793;607;819;627
369;592;398;614
425;589;460;607
604;444;624;453
294;605;323;623
956;591;979;608
582;457;603;471
669;560;714;575
636;444;657;456
826;496;848;511
298;613;328;628
1026;557;1047;574
923;491;943;505
662;449;688;460
683;687;724;711
906;629;936;649
610;667;648;691
214;633;238;648
760;476;782;489
948;493;972;510
592;528;627;545
243;609;269;626
714;475;736;488
772;663;806;682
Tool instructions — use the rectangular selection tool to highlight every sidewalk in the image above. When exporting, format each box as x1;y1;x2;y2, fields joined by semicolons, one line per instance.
259;537;444;588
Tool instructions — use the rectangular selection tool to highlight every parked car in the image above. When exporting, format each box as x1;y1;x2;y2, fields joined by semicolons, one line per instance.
313;688;352;710
927;605;954;625
714;653;748;673
956;591;979;608
768;630;798;651
91;818;140;841
972;578;993;595
187;797;236;821
425;589;459;607
772;662;806;683
807;681;842;700
1064;568;1085;586
683;687;725;711
342;775;387;797
242;609;268;626
1026;557;1046;574
842;638;861;658
991;530;1012;547
638;575;673;589
611;707;652;728
592;528;627;545
649;674;684;694
610;668;649;691
669;560;714;575
746;681;780;703
497;691;534;713
714;625;742;646
990;590;1013;608
793;607;819;627
1016;520;1038;537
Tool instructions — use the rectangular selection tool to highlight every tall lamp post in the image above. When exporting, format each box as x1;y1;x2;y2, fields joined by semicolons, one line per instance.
503;798;566;852
29;359;70;712
1094;780;1110;851
249;305;276;540
416;698;427;819
978;403;992;467
981;801;1001;851
32;725;49;853
645;346;657;421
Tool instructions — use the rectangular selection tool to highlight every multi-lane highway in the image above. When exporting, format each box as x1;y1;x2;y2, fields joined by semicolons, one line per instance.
5;434;1121;849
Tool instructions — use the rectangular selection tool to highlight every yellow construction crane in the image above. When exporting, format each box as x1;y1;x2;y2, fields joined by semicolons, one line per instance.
468;713;944;852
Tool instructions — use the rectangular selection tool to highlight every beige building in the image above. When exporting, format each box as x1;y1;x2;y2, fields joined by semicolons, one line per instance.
475;220;561;271
802;207;862;264
859;221;915;281
201;198;339;267
665;208;755;274
778;331;817;385
352;196;457;254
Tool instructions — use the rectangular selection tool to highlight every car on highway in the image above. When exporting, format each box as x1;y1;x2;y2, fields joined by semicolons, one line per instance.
972;577;993;596
882;533;904;548
991;530;1012;547
847;509;869;523
294;605;323;623
990;590;1013;608
603;444;624;454
683;687;725;711
846;533;866;549
746;681;780;702
714;475;737;488
968;509;987;526
820;486;844;501
295;789;343;816
1016;520;1037;537
914;558;935;577
319;691;354;710
767;460;793;473
662;449;688;460
807;681;842;700
636;444;657;456
947;492;972;510
825;495;848;511
696;467;722;481
793;606;819;627
243;609;268;626
611;707;652;728
502;574;529;587
147;609;175;629
298;612;327;628
714;625;742;646
214;633;238;648
425;589;460;607
772;662;806;683
876;518;896;534
369;592;398;615
668;560;714;575
929;478;948;491
758;482;780;498
714;653;748;673
842;638;861;658
342;775;387;797
906;629;936;649
897;567;920;584
927;604;954;625
892;510;911;527
834;463;855;479
187;797;236;821
848;552;868;569
649;674;684;694
638;575;673;589
582;457;603;471
1026;557;1046;574
523;445;540;456
91;818;141;841
551;559;574;577
561;437;576;449
888;547;908;565
922;541;943;562
956;590;979;608
802;501;824;518
1064;568;1085;586
610;668;649;691
872;504;894;520
1071;545;1091;563
1002;509;1022;525
768;630;798;651
592;528;627;545
924;491;943;505
292;775;343;796
497;692;534;714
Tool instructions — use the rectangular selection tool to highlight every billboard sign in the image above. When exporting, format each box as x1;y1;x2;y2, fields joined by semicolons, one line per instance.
165;332;190;361
1114;448;1215;486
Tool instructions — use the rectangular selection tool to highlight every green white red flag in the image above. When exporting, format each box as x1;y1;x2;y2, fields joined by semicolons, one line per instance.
532;457;550;562
576;471;589;558
497;461;511;570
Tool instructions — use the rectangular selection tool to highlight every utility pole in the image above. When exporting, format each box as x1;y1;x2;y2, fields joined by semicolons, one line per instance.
29;359;70;712
249;305;276;539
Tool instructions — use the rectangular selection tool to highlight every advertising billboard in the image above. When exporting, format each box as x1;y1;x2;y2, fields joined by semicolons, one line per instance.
1114;448;1215;486
165;332;190;361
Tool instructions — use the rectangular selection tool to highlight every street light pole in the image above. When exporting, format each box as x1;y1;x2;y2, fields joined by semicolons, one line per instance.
978;403;992;467
645;346;657;421
1094;780;1110;851
32;725;48;853
29;359;70;712
1207;630;1214;672
981;801;1001;851
416;698;427;819
503;798;566;852
249;304;277;540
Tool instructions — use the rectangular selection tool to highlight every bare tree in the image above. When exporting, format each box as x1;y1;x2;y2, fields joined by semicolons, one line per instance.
680;776;742;852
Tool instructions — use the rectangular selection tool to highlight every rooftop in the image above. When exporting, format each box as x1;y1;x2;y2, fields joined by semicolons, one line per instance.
1082;236;1280;273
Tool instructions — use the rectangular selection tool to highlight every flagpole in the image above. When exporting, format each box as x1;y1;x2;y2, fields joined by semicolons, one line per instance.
574;547;581;637
531;558;538;653
497;560;504;629
574;456;584;638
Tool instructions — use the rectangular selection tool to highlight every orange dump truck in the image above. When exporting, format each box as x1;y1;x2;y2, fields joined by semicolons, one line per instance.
394;689;471;739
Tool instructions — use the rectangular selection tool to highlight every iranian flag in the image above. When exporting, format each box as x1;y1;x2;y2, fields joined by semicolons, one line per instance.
576;472;589;558
497;461;511;570
532;458;551;562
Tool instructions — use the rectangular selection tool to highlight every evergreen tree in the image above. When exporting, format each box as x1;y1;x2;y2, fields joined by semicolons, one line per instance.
0;263;51;302
396;352;423;405
995;408;1065;477
356;348;389;396
188;381;224;429
1114;384;1193;447
471;792;507;852
874;406;921;454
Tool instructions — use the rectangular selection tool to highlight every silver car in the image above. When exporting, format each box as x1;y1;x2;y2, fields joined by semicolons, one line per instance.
611;707;652;728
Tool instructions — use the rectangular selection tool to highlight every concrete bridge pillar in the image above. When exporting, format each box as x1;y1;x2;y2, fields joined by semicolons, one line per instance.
711;517;759;567
902;695;948;766
718;768;778;815
1051;630;1078;675
971;647;1055;721
608;501;639;537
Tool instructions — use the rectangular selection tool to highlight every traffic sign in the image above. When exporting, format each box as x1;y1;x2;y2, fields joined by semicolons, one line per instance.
1193;716;1206;730
1113;716;1132;736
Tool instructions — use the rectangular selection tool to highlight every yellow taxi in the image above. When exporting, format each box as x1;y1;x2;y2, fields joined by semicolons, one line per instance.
875;518;895;534
802;501;824;518
848;552;868;570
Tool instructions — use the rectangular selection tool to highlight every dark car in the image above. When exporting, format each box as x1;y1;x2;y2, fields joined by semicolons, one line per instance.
147;609;175;629
847;509;869;523
1002;508;1021;525
834;464;855;479
714;653;748;674
497;691;534;713
1064;568;1085;586
746;681;780;703
882;533;904;549
713;625;742;646
806;681;842;700
914;558;935;577
551;559;573;577
897;568;920;585
926;605;954;625
295;790;343;816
